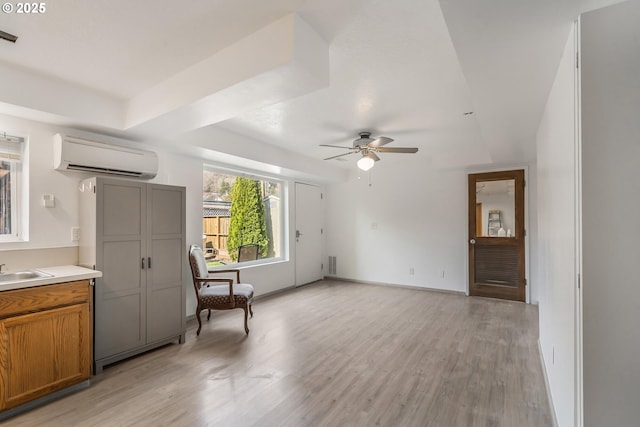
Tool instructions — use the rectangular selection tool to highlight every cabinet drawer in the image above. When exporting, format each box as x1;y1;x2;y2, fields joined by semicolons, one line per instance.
0;281;89;319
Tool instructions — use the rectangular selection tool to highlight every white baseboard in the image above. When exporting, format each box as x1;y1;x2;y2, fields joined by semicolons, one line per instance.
324;275;466;296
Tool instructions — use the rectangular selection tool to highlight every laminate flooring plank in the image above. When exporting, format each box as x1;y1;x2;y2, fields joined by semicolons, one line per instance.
5;280;552;427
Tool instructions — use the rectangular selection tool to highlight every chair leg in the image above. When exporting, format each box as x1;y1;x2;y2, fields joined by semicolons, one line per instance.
243;305;250;335
249;304;253;318
196;308;202;336
207;309;212;321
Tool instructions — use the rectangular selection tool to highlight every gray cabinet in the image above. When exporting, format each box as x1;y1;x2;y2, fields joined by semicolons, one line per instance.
79;177;186;373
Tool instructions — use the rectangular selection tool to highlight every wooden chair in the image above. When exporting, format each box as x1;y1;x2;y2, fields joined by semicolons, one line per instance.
238;244;259;262
204;241;218;258
188;245;254;335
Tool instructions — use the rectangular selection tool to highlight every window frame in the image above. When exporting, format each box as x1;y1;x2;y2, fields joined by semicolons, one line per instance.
202;164;287;268
0;133;26;242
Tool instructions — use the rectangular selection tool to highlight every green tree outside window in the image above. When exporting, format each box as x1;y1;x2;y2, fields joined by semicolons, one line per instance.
227;177;269;261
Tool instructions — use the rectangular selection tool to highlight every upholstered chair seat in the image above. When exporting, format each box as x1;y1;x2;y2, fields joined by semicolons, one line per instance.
188;245;254;335
199;283;254;306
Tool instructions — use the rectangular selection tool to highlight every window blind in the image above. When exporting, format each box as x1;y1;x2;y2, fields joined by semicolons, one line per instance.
0;133;23;161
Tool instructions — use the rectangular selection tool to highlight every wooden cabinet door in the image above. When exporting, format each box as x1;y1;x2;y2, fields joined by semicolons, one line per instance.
0;304;90;410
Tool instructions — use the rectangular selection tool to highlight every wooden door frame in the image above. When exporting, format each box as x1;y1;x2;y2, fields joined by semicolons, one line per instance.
468;169;527;302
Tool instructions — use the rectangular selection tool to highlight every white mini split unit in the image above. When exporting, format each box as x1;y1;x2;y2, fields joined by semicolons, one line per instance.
53;134;158;179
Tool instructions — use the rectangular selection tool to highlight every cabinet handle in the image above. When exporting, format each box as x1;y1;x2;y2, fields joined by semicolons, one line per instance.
141;258;145;269
148;257;151;269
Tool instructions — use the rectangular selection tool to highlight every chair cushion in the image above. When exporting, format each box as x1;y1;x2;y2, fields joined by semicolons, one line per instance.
199;283;254;306
189;246;208;279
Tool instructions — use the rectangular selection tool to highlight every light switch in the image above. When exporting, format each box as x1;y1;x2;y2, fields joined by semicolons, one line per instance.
43;194;55;208
71;227;80;242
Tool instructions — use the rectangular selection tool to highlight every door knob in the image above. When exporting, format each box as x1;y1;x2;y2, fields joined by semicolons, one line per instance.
469;239;476;245
296;230;303;238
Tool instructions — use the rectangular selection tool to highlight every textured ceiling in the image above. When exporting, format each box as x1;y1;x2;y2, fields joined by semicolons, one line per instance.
0;0;625;174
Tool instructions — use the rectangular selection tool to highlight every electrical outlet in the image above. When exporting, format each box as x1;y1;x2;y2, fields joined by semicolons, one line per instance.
71;227;80;242
409;267;415;275
441;270;445;278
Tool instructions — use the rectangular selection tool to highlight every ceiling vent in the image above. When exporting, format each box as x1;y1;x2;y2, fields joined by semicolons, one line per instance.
53;134;158;179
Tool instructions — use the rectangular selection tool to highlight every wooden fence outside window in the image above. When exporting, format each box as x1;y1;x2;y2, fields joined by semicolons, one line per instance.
203;215;230;260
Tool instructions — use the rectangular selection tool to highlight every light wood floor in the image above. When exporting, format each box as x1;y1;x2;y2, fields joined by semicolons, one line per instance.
6;280;552;427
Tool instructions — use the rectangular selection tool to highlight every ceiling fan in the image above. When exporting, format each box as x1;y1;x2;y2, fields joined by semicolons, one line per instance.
321;132;418;171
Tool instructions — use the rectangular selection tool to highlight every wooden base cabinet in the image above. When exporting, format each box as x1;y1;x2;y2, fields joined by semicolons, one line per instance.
0;281;91;412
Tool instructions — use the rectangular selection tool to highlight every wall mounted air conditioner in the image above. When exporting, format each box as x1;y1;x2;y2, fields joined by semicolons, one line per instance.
53;134;158;179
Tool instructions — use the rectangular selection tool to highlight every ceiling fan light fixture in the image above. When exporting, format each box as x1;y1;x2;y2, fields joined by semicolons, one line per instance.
320;131;417;169
357;153;375;171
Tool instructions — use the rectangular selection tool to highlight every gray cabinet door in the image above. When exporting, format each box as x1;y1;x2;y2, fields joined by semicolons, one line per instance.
94;180;147;360
146;185;186;343
92;178;186;370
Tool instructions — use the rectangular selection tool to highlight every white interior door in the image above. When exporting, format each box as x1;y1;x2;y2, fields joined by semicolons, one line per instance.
295;183;323;286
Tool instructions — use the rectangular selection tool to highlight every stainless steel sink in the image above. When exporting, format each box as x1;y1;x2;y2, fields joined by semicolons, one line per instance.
0;270;53;282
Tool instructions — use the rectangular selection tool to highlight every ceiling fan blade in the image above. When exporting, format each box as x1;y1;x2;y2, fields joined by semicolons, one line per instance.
320;144;353;149
370;152;381;162
368;136;394;147
324;151;357;160
376;147;418;153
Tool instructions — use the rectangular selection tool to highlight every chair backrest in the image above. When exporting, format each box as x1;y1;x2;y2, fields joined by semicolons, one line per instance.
238;244;259;262
188;245;208;290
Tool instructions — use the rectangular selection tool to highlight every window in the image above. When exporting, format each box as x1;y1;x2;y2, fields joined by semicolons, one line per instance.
203;166;284;266
0;133;24;241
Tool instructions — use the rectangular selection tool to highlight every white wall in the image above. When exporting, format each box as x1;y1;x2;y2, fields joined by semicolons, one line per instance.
325;155;467;292
536;23;578;427
0;115;83;253
580;2;640;425
324;155;540;300
0;113;300;317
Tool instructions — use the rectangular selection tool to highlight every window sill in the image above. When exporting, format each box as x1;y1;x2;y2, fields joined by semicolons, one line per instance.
208;257;287;271
0;236;27;244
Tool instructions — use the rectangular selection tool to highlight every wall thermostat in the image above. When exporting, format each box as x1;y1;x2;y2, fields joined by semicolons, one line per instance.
43;194;55;208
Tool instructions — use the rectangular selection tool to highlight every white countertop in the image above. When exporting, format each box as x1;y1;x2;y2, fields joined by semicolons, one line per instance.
0;265;102;292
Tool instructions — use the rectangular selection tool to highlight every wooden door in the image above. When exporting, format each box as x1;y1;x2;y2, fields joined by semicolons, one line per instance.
468;170;526;302
295;183;323;286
